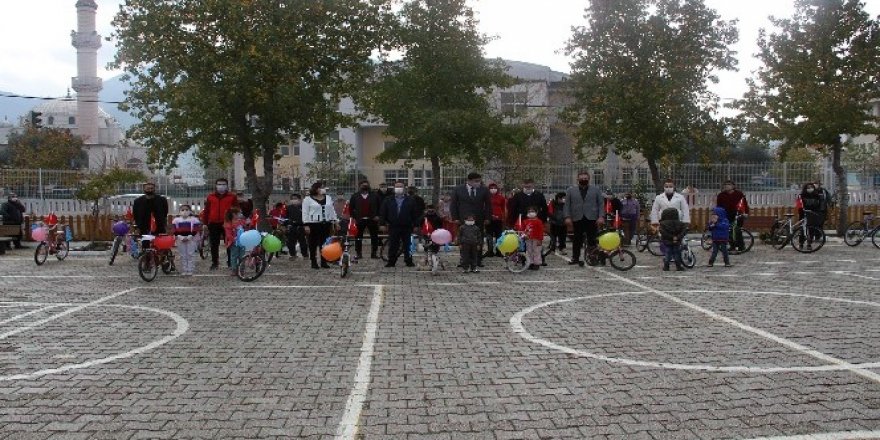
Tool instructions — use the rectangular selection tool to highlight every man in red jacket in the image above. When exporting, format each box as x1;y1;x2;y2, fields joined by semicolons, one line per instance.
201;178;238;270
715;180;749;252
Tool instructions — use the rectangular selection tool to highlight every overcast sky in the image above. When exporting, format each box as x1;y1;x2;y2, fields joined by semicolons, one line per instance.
2;0;879;105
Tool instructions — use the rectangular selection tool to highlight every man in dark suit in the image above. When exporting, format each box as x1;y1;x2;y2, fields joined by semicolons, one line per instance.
450;172;492;266
349;180;382;259
379;181;418;268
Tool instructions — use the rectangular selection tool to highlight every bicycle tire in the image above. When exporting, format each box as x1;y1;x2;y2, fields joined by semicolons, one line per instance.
844;221;866;247
608;249;636;271
340;253;350;278
109;236;122;266
700;231;712;251
872;227;880;249
138;252;158;282
635;233;648;252
55;241;69;261
681;247;696;268
505;252;529;273
541;233;554;258
646;237;663;256
378;239;389;262
160;253;174;274
770;226;790;250
198;235;208;259
792;227;825;253
237;253;266;282
34;242;48;266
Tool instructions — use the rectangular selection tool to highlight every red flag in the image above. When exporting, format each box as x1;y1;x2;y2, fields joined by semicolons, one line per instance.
342;201;351;217
280;203;287;217
737;197;746;213
422;217;434;235
515;214;523;231
613;210;621;229
347;218;358;237
124;207;133;221
547;200;555;215
252;208;260;226
149;214;157;234
605;199;612;214
795;195;803;210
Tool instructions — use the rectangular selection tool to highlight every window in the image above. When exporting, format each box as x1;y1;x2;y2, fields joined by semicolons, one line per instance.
500;92;529;117
280;146;290;156
314;131;341;163
621;167;633;185
383;141;396;152
47;116;55;126
293;145;300;156
383;169;408;185
637;168;648;184
68;116;76;125
592;169;604;186
413;169;433;188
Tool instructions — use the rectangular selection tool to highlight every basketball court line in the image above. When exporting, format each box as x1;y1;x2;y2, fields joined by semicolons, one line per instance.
0;288;137;340
740;430;880;440
0;305;61;326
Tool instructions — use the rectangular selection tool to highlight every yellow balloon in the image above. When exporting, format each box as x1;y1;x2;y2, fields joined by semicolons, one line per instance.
598;231;621;251
498;233;520;255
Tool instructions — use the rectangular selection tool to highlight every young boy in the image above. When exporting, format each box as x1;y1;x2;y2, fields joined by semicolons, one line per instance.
458;214;482;273
172;204;201;276
522;206;545;270
659;207;686;271
707;206;732;267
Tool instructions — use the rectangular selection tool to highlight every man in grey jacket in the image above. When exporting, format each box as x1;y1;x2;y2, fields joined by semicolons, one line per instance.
563;171;606;266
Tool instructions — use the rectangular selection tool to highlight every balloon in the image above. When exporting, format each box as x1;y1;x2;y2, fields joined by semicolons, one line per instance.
46;213;58;226
112;221;130;236
153;235;175;250
261;234;283;253
31;227;48;242
430;228;452;245
497;233;520;255
239;230;262;249
321;242;343;262
598;231;621;251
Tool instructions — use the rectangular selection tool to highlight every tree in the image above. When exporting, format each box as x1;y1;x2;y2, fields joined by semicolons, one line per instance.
733;0;880;235
304;133;358;191
359;0;534;205
110;0;393;212
563;0;738;192
76;167;145;246
6;127;86;169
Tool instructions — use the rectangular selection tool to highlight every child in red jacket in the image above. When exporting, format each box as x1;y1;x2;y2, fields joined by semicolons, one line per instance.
522;206;545;270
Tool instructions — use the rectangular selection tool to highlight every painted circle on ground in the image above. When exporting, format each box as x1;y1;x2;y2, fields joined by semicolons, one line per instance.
510;290;880;373
0;301;188;381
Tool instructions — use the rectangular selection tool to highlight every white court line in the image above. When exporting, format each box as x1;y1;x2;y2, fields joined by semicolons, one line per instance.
0;288;137;340
0;275;129;279
740;430;880;440
0;305;60;326
593;268;880;384
335;284;384;440
832;271;880;282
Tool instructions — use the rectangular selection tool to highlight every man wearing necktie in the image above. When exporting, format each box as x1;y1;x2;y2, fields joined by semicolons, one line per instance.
450;172;492;267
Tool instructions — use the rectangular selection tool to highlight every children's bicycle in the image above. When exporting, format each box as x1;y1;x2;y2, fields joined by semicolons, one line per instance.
844;211;880;248
34;224;71;266
237;236;270;282
110;225;141;265
679;234;697;269
769;210;826;253
417;236;447;275
496;230;530;273
137;235;176;282
700;213;754;255
339;234;357;278
635;219;663;256
586;229;637;271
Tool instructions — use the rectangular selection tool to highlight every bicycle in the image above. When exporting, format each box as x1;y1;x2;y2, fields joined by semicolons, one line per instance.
768;210;826;253
635;219;663;256
585;229;636;271
679;234;697;269
137;235;176;282
844;211;880;248
496;230;530;273
34;224;71;266
339;233;358;278
237;240;269;282
109;223;141;265
417;235;447;275
700;213;754;255
197;226;209;259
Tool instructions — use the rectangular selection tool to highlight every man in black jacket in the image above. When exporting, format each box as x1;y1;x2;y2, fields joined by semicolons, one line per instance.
285;193;308;260
0;192;26;249
379;181;418;268
349;180;382;259
507;178;548;224
132;182;169;235
450;172;492;266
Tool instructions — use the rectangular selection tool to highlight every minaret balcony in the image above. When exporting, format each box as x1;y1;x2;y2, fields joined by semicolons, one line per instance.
70;31;102;50
72;77;103;93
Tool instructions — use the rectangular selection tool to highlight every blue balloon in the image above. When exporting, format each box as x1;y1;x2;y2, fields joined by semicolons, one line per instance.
239;229;262;249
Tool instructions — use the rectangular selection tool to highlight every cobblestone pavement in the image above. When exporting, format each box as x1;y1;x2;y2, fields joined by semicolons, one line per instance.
0;238;879;439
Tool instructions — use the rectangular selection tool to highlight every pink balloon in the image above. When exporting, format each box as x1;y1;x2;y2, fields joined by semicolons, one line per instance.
32;227;48;242
431;228;452;245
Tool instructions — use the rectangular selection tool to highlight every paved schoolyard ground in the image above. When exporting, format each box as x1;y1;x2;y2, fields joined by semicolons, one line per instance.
1;237;879;439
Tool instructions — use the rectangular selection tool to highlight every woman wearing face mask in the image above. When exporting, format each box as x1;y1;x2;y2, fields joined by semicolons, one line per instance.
303;182;338;269
649;179;691;229
799;182;823;241
201;178;238;270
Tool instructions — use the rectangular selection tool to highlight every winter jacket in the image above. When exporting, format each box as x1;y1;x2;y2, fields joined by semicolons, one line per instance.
489;193;507;220
132;194;169;234
707;207;730;242
348;191;382;219
620;198;640;218
380;195;419;228
508;191;548;223
201;191;238;225
522;218;545;241
303;196;338;224
0;199;25;224
549;200;566;225
458;224;483;245
286;203;305;225
716;190;749;218
659;208;687;245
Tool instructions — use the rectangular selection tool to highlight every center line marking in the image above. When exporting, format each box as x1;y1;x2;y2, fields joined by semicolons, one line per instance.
593;267;880;385
0;288;137;340
335;284;384;440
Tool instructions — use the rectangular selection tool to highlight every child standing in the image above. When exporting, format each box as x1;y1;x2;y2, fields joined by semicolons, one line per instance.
224;207;247;275
458;214;482;273
172;205;202;276
420;204;445;254
522;207;545;270
707;206;732;267
659;207;686;271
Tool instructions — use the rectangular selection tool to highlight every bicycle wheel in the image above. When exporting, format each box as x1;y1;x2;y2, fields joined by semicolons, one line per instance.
109;236;122;265
198;235;208;259
700;231;713;251
872;227;880;249
738;229;755;254
844;221;866;247
770;226;790;250
681;246;696;268
237;253;266;282
378;239;389;262
34;242;48;266
505;252;529;273
55;241;69;261
792;227;825;253
635;233;648;252
160;253;175;274
541;233;554;258
138;252;158;282
646;237;663;256
608;249;636;271
340;253;350;278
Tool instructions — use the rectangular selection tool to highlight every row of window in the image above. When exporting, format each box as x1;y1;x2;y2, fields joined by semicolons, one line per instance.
383;169;433;187
44;116;76;126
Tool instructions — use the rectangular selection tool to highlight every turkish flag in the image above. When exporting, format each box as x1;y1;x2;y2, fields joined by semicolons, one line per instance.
422;217;434;235
737;197;746;213
252;208;260;226
795;195;804;210
125;207;134;221
605;199;612;214
149;214;157;234
515;214;523;231
613;210;621;229
342;201;351;217
547;200;555;215
347;218;359;237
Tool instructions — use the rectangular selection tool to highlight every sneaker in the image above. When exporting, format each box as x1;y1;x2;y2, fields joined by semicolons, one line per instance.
470;267;480;273
311;262;320;269
568;260;581;266
724;263;733;267
289;255;297;261
707;263;714;267
528;264;539;271
405;261;415;267
321;262;331;268
676;266;685;271
663;265;670;271
210;264;218;271
385;263;395;268
462;268;470;274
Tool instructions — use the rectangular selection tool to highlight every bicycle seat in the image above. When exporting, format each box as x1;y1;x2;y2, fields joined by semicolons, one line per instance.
784;213;794;217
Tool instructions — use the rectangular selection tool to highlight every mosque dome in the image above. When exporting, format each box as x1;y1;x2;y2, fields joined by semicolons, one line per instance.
31;99;119;130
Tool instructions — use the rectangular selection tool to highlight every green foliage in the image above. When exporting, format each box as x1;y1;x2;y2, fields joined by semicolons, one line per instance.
358;0;535;204
110;0;393;211
563;0;738;191
6;127;86;169
75;168;146;205
304;134;357;190
732;0;880;234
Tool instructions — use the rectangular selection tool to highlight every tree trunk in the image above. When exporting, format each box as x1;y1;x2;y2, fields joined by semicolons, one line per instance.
430;155;441;206
647;156;662;194
831;140;847;236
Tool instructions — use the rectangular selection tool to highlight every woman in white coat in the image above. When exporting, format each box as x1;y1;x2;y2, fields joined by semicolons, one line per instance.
303;181;338;269
650;179;691;226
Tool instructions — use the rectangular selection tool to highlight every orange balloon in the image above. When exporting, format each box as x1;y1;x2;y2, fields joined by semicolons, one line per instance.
321;242;343;262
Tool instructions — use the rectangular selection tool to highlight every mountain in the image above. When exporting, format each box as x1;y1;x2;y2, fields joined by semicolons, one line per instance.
0;91;37;125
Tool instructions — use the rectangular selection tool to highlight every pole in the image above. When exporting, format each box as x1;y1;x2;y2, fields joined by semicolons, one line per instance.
39;168;45;215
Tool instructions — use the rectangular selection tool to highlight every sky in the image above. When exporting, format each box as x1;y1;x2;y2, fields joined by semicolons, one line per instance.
1;0;879;105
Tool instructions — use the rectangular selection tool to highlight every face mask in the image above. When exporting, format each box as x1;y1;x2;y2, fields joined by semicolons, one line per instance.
319;188;327;195
361;186;369;192
490;188;498;194
527;212;537;218
560;199;566;204
291;200;301;206
181;210;192;217
216;185;228;193
465;220;475;226
394;187;405;195
10;197;18;202
145;190;155;196
578;179;589;186
524;188;534;195
469;181;481;188
806;188;815;193
664;187;674;195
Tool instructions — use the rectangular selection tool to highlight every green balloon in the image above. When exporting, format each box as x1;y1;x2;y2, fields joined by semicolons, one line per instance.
261;234;283;253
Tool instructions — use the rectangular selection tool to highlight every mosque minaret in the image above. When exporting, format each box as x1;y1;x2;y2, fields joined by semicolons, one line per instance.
71;0;102;145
